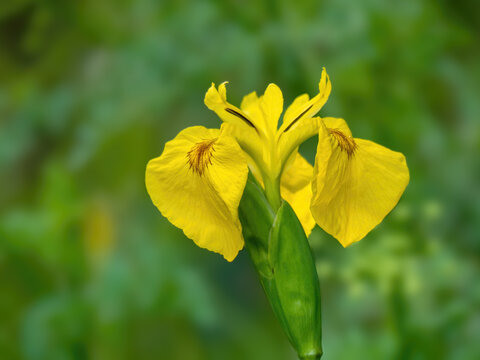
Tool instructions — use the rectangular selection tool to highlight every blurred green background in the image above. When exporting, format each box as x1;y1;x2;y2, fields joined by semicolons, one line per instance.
1;0;479;359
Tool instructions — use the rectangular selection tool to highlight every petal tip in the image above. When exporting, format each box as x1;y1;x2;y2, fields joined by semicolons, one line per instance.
264;82;283;99
338;238;357;248
319;68;331;92
223;251;238;262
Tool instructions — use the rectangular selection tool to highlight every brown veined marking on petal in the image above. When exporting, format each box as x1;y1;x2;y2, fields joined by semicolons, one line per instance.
224;108;258;132
187;138;217;176
328;128;357;158
283;104;313;132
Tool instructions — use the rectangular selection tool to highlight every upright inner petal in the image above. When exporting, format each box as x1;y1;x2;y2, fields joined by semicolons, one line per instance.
260;83;284;137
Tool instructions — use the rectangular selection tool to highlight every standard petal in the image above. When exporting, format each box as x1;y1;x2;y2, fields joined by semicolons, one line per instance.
145;126;248;261
241;91;265;130
311;122;409;247
260;83;284;137
240;85;284;140
281;153;316;237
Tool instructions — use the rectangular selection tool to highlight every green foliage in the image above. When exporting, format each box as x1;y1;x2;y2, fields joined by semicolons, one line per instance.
0;0;479;359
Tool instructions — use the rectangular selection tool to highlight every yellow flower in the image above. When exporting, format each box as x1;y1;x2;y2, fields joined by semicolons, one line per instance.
204;69;332;232
146;68;409;261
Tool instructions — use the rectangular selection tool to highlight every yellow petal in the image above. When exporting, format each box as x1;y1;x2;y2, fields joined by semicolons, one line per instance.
281;152;316;237
204;82;261;132
322;117;352;137
277;117;322;173
145;126;248;261
240;84;284;141
220;122;267;173
241;91;265;132
205;83;265;169
260;83;284;137
275;69;332;171
282;93;310;128
311;122;409;247
240;91;270;155
238;84;284;177
279;68;331;133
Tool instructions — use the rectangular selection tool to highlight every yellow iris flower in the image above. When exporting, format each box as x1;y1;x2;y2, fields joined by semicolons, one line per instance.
146;68;409;261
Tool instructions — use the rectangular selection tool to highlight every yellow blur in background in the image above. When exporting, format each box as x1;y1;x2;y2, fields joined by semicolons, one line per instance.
1;1;479;359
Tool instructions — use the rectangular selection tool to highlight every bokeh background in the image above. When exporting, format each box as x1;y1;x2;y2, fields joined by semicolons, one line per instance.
1;0;479;359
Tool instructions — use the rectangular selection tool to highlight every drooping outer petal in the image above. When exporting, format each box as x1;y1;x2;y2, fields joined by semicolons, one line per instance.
281;153;316;236
145;126;248;261
311;118;409;247
322;116;352;137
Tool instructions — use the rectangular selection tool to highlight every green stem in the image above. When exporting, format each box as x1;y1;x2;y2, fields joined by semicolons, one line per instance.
263;175;282;211
299;352;323;360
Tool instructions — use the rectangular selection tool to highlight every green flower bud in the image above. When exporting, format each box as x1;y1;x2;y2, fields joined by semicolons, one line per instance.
239;176;323;360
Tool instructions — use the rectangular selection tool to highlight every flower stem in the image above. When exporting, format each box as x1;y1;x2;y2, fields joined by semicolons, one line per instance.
299;353;322;360
263;176;282;211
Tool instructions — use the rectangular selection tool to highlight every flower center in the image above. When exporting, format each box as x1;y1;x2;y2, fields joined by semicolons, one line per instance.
187;139;216;175
329;129;357;157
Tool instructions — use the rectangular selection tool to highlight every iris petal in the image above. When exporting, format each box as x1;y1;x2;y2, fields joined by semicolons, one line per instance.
241;91;265;131
278;117;322;172
311;121;409;247
279;68;331;133
146;126;248;261
205;83;264;168
260;83;284;136
281;153;316;236
205;82;260;131
282;93;310;130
